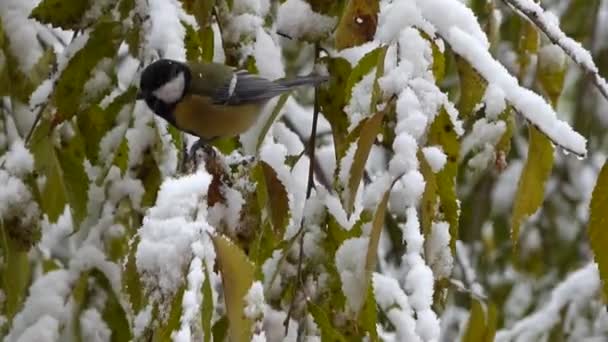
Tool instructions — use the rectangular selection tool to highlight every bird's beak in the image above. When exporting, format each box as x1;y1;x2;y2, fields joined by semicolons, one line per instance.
136;90;145;100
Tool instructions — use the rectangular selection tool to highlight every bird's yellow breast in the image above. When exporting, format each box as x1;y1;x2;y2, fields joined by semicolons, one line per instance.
173;95;262;140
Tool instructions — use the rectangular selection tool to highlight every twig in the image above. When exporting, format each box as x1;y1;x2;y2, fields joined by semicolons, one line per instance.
284;45;321;335
24;102;48;146
282;116;332;192
501;0;608;102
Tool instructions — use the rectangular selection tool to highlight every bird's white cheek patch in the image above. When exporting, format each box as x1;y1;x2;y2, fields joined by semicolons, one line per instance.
153;72;185;103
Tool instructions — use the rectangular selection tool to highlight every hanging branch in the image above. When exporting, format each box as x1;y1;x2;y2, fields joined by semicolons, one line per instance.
501;0;608;102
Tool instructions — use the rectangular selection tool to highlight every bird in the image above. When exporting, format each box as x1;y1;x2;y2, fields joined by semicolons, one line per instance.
137;59;328;146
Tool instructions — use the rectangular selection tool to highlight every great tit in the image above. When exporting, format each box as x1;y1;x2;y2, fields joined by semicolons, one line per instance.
137;59;328;142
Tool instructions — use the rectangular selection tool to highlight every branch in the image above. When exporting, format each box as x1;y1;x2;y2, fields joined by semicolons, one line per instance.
502;0;608;102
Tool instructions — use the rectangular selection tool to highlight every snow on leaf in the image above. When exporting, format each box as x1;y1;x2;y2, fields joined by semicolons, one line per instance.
53;21;122;123
212;234;254;342
425;108;460;248
511;127;554;248
537;44;567;107
345;47;381;106
588;162;608;302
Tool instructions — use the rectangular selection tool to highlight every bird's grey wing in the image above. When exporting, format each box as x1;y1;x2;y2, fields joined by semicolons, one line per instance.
212;71;288;105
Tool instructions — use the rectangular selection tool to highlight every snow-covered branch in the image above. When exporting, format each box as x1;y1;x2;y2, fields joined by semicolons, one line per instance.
502;0;608;102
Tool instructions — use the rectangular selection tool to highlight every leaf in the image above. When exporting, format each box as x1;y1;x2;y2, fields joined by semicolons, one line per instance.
256;93;289;152
30;0;91;30
123;235;144;313
517;20;539;80
257;161;290;237
511;127;554;248
345;110;385;214
588;162;608;302
537;47;566;107
462;298;497;342
55;124;89;225
201;267;213;342
211;234;255;342
184;23;204;62
309;302;348;342
344;48;387;214
425;109;460;249
138;150;162;208
455;55;487;120
53;21;122;123
358;284;379;341
91;269;132;342
364;184;390;279
153;285;185;341
318;57;352;159
335;0;379;50
0;221;31;323
344;47;381;105
30;118;69;222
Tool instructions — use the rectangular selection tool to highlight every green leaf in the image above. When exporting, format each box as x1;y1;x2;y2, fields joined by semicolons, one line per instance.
344;47;381;105
55;124;90;225
30;118;69;222
344;46;387;214
511;127;554;248
138;150;162;208
153;285;185;341
53;21;122;123
455;55;487;120
123;235;144;313
588;162;608;302
462;298;497;342
184;23;204;62
30;0;91;30
425;109;460;249
335;0;379;50
318;57;352;159
201;267;213;342
211;234;255;342
91;269;132;342
309;302;347;342
0;221;31;324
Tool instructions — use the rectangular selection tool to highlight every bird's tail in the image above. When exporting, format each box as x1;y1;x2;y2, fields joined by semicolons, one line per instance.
276;74;329;89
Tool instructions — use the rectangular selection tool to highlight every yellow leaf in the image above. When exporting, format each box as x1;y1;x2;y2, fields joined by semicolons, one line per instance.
335;0;379;50
511;127;554;248
588;162;608;302
462;298;497;342
212;234;255;342
30;0;91;30
455;55;487;120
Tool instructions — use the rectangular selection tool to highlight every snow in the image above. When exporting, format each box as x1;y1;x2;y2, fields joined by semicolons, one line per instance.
3;141;34;177
483;84;507;120
335;237;369;313
174;257;205;342
460;118;506;158
80;309;111;342
375;1;435;44
145;0;186;60
0;170;39;227
244;281;265;319
426;221;453;280
0;0;43;73
496;263;601;341
254;28;285;80
276;0;336;40
6;270;75;341
136;169;213;300
447;27;587;156
422;146;447;173
39;206;73;259
389;133;419;177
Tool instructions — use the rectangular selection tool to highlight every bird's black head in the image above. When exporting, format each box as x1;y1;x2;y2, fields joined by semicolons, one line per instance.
138;59;191;122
